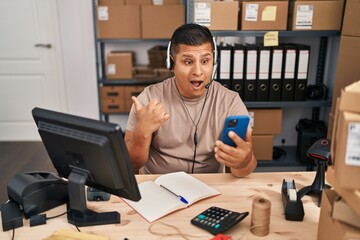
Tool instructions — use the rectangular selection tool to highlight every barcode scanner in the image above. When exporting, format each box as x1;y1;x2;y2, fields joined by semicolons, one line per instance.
297;139;332;207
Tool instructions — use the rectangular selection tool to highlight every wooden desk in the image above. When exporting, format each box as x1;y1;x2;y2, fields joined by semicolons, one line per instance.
0;172;320;240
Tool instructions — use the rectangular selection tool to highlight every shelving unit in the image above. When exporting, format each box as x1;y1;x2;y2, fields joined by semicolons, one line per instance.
92;0;340;171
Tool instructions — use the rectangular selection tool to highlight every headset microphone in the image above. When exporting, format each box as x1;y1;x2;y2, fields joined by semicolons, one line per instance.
205;79;213;89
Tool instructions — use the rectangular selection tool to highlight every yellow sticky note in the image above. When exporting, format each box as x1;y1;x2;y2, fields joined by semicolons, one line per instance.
262;6;277;21
264;31;279;47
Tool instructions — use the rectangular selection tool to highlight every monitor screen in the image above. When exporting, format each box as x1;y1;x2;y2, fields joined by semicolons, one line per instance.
32;107;141;226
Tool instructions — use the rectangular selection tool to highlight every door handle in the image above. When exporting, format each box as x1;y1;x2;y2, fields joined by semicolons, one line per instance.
34;43;52;49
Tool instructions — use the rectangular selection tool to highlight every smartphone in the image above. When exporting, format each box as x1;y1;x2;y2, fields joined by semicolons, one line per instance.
221;115;250;147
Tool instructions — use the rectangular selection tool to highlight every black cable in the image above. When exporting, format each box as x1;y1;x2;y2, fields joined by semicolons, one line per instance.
11;228;15;240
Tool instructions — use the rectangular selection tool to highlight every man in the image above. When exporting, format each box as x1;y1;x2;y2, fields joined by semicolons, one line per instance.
125;23;256;177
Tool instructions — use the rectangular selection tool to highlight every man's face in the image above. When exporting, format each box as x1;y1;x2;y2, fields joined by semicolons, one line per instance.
172;42;214;99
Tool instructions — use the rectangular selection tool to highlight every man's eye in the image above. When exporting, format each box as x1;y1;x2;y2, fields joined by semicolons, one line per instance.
202;59;209;64
185;60;192;65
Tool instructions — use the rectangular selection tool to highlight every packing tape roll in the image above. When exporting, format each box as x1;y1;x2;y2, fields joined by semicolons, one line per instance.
250;197;271;237
288;189;297;202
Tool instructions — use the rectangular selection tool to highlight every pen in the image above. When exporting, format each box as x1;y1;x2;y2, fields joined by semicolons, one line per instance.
160;185;188;204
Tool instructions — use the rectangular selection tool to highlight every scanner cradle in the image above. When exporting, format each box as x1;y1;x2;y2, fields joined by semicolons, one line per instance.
7;171;68;218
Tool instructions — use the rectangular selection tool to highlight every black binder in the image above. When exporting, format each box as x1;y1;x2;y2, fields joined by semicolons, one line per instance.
281;44;297;101
294;44;310;101
269;45;283;101
244;44;258;101
256;45;271;101
216;79;231;89
231;44;245;99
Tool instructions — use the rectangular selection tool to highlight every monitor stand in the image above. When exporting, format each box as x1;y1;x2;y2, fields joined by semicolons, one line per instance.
66;167;120;227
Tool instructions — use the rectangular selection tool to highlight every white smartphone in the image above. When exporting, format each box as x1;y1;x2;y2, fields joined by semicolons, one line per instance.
221;115;250;147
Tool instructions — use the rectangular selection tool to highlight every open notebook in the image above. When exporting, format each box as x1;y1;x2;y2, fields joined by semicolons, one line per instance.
122;171;220;222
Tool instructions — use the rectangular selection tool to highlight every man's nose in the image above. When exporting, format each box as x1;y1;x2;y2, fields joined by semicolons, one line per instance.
193;62;203;76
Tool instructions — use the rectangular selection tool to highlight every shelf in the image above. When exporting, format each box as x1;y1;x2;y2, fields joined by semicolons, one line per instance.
245;100;331;108
97;39;170;43
210;30;341;38
255;146;315;172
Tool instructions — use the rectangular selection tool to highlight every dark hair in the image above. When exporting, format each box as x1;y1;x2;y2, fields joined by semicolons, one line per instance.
170;23;215;58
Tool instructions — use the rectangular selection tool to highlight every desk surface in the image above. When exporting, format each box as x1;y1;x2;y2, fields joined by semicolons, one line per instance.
0;172;320;240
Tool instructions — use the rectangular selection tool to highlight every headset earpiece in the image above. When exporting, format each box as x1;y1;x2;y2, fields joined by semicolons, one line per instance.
166;41;172;70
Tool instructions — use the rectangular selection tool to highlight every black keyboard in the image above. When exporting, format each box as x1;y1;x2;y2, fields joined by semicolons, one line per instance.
191;206;249;235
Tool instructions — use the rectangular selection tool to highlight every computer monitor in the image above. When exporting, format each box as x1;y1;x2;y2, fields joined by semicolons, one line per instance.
32;107;141;227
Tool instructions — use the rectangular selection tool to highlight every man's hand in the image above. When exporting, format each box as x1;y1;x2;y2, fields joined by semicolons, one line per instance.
132;96;170;138
214;130;256;177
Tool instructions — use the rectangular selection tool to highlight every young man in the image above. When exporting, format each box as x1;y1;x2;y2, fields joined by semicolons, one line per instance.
125;23;256;177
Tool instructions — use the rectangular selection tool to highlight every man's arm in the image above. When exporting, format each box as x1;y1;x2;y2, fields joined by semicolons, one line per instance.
125;96;170;171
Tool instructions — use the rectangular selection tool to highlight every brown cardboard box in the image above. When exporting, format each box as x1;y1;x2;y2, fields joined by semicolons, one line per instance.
289;0;344;30
330;37;360;115
106;52;134;79
102;99;126;113
141;5;185;39
332;197;360;229
241;1;289;30
124;0;151;5
326;166;360;217
99;0;125;5
101;86;125;99
124;85;146;111
333;111;360;190
342;0;360;37
248;108;282;134
97;3;141;39
194;1;239;30
252;135;274;160
318;188;360;240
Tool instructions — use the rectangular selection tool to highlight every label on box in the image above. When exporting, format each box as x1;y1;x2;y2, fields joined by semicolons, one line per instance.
98;6;109;21
107;64;116;75
249;111;254;127
295;5;313;29
345;122;360;167
194;2;211;27
245;4;258;22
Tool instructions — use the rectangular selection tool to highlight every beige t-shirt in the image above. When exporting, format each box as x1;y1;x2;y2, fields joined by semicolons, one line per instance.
126;77;249;174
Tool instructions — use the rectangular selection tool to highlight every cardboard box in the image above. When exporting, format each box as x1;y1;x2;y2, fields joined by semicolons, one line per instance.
241;1;289;30
194;1;239;30
124;0;151;5
338;81;360;113
101;86;125;99
318;188;360;240
252;135;274;160
332;197;360;229
124;85;146;111
326;166;360;217
97;3;141;39
141;5;185;39
333;111;360;190
289;0;344;30
330;37;360;115
102;98;126;113
248;108;282;134
341;0;360;37
106;52;134;79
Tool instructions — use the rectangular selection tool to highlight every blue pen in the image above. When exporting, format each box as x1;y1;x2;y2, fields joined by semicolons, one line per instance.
160;185;189;204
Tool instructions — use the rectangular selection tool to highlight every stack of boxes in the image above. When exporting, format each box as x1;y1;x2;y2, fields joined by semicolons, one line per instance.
317;81;360;239
97;0;184;114
328;0;360;136
249;108;282;160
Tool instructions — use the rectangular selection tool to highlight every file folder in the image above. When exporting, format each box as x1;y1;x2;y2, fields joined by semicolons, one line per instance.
217;45;232;81
281;44;297;101
256;45;271;101
216;79;231;89
269;45;283;101
244;44;258;101
294;44;310;101
231;44;245;99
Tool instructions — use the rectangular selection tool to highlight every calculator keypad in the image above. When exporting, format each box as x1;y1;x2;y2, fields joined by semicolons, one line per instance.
191;206;248;235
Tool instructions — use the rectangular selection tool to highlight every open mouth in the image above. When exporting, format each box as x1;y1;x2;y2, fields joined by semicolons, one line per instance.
190;81;203;88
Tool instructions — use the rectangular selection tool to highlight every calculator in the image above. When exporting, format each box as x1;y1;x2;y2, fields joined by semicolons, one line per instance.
191;206;249;235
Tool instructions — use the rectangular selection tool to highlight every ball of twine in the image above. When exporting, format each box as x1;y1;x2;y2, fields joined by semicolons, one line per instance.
250;197;271;236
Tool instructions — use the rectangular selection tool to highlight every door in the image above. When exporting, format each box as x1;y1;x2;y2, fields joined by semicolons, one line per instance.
0;0;66;141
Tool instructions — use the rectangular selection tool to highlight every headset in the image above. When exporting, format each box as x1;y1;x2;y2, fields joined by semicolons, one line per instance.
166;37;218;89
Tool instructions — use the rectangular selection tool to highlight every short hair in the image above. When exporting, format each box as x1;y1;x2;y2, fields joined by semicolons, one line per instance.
169;23;215;58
